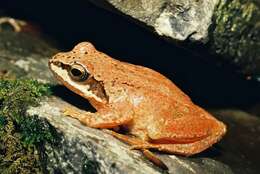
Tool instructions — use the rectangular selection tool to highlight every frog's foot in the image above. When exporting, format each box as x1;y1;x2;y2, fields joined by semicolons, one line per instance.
63;107;86;120
0;17;24;32
104;129;168;170
142;149;168;170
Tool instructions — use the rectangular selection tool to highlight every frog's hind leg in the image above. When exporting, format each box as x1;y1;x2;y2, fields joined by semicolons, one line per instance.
103;129;146;145
141;109;227;156
132;119;226;156
104;129;168;170
131;137;218;156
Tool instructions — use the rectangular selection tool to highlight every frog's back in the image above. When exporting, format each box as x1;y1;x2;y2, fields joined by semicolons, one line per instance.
92;49;191;103
111;58;191;103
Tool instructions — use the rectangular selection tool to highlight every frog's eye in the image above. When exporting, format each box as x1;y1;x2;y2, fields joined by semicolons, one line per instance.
69;63;89;81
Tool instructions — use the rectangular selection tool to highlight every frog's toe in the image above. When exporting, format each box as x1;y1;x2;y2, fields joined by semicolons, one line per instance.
62;107;84;119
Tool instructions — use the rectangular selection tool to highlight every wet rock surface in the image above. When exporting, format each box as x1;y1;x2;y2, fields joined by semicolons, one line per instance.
1;19;260;174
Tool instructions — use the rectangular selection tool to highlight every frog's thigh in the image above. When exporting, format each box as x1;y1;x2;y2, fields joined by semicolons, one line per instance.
135;118;225;155
64;107;133;128
148;115;217;143
107;129;218;156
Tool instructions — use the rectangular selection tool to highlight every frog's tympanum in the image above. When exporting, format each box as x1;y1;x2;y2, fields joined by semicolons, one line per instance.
49;42;226;169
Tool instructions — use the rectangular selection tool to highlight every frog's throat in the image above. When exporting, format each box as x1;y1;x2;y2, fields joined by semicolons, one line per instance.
50;63;105;103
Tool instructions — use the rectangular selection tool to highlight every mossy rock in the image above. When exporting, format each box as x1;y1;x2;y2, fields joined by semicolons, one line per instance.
0;79;60;174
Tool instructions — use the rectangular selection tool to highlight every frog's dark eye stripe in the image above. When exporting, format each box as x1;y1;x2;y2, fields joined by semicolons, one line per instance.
69;63;89;81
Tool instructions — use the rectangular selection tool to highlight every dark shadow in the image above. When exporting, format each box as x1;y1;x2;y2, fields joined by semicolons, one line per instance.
51;85;96;112
2;0;260;107
192;144;225;158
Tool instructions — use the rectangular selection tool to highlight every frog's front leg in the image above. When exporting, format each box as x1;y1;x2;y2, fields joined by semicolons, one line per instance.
64;107;133;128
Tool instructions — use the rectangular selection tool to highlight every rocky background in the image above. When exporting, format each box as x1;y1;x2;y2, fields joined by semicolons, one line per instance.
0;0;260;173
88;0;260;79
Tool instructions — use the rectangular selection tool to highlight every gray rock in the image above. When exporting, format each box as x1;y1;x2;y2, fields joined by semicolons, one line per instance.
28;98;163;174
0;25;58;83
88;0;218;42
27;97;233;174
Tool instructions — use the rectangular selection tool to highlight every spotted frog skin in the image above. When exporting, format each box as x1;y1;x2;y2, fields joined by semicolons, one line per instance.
49;42;226;168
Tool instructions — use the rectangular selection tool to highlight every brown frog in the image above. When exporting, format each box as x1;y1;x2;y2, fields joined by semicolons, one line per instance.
49;42;226;169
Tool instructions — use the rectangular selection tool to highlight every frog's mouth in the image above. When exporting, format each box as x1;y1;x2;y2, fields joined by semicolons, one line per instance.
49;62;108;104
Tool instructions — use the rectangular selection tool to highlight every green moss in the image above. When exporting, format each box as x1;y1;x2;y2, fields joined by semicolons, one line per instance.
20;115;59;146
210;0;260;75
0;79;59;174
0;115;6;128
